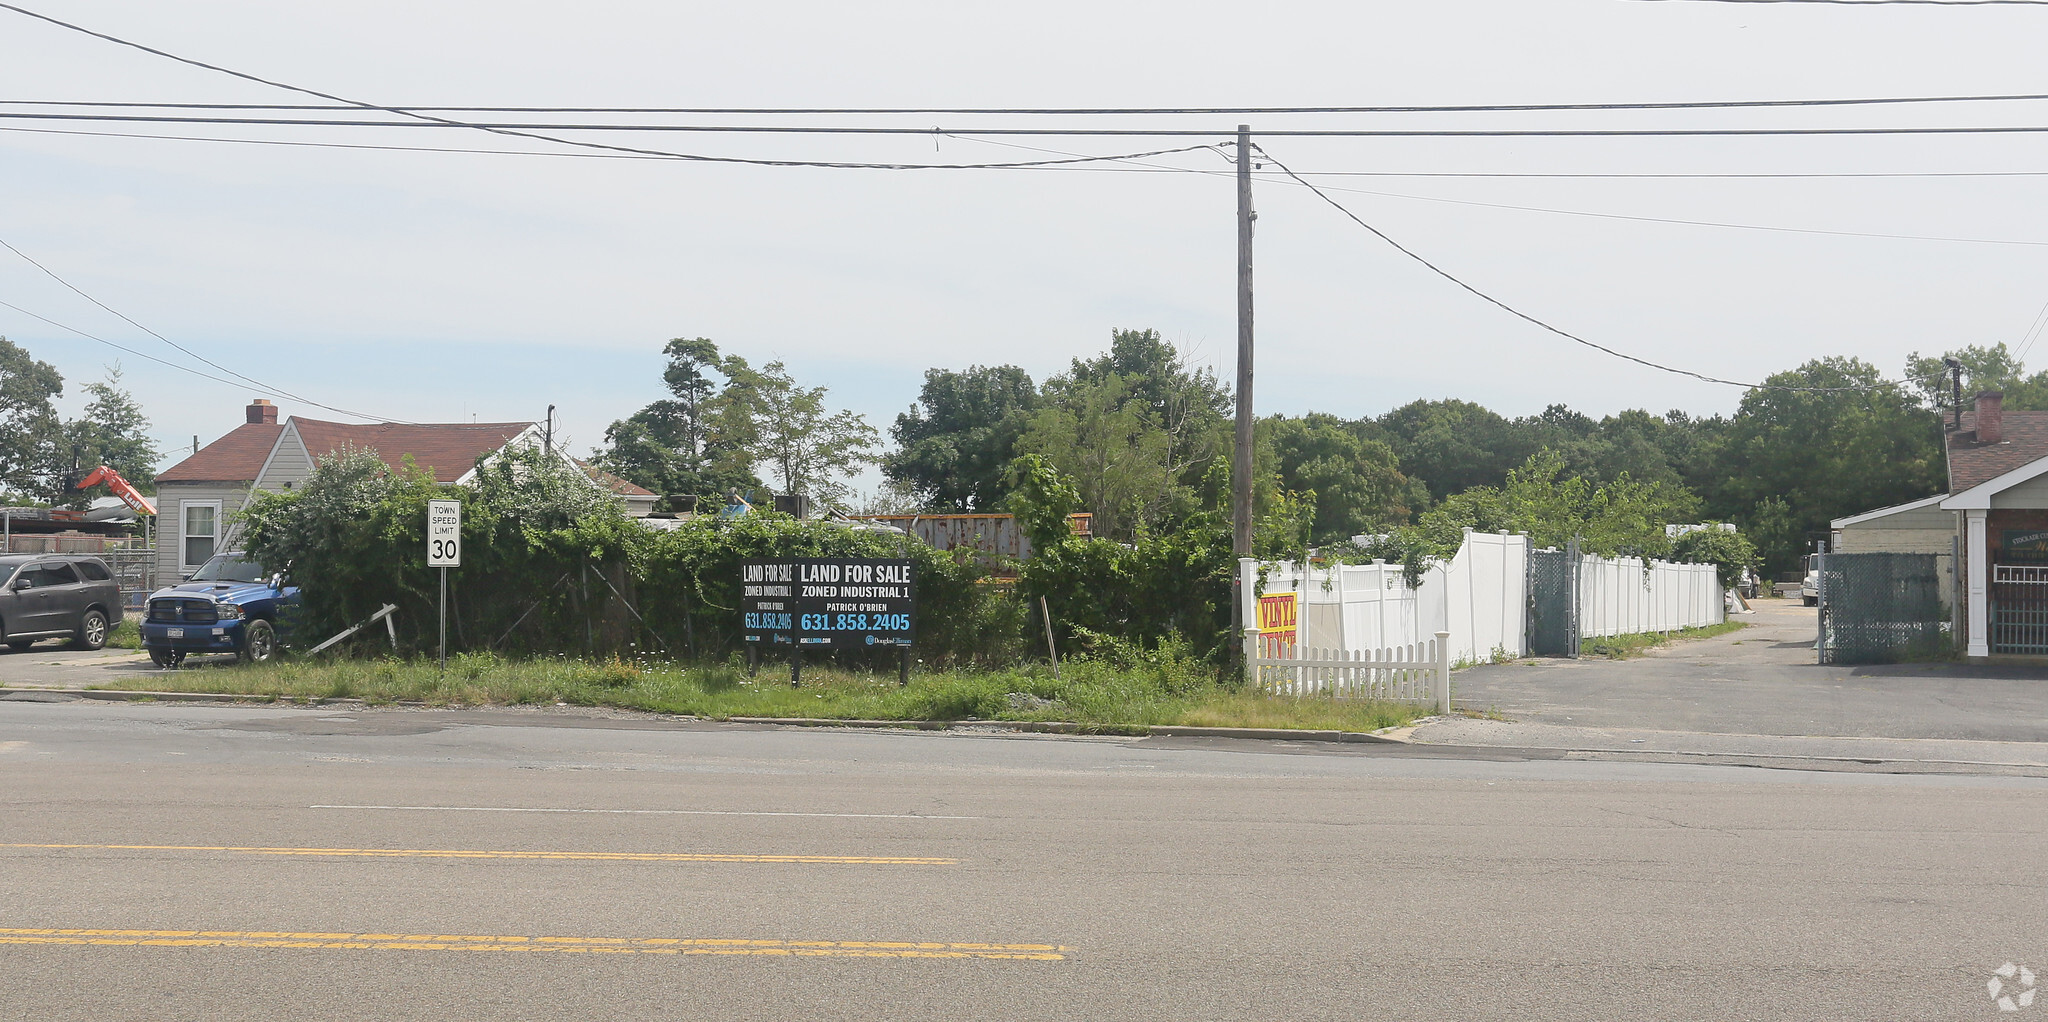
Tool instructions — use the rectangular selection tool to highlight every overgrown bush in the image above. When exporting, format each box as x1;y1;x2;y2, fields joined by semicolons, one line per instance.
1017;513;1234;666
1670;526;1759;589
634;513;1026;669
241;445;645;656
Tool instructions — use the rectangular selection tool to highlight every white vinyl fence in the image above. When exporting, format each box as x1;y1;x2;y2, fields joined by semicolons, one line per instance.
1577;553;1724;638
1241;531;1726;701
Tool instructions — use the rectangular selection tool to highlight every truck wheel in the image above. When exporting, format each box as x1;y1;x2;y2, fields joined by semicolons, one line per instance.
239;620;278;664
73;609;109;651
148;647;185;668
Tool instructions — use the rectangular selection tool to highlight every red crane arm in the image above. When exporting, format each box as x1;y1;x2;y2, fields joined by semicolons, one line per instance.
75;465;158;516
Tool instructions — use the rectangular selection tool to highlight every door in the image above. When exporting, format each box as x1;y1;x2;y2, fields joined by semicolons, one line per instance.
5;562;80;636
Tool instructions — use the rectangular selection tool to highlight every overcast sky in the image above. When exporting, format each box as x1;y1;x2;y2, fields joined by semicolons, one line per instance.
9;0;2048;489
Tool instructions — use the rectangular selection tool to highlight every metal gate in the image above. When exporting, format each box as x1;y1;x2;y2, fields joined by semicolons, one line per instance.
101;546;157;613
1526;541;1581;657
1992;565;2048;655
1816;553;1945;664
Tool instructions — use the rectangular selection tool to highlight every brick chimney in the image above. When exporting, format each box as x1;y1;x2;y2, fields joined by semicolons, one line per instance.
246;398;278;425
1976;391;2004;444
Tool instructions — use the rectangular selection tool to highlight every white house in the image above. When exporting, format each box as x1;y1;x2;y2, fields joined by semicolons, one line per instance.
152;400;656;585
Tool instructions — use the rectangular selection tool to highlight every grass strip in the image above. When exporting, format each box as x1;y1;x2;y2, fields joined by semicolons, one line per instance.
89;653;1430;734
1582;620;1747;660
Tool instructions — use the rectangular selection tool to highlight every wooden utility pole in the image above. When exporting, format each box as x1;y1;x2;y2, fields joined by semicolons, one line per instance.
1231;124;1256;668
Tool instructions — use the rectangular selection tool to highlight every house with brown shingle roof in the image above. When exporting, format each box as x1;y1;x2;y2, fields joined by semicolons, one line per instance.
1938;391;2048;657
153;400;655;585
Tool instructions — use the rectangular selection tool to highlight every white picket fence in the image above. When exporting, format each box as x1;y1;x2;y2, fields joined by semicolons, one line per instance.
1245;629;1451;712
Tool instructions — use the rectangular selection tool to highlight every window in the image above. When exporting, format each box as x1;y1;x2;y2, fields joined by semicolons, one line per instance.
17;563;79;588
182;501;220;573
77;560;111;581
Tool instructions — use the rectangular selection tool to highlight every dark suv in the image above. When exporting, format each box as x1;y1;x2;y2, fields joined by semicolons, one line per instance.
0;554;124;651
140;552;299;667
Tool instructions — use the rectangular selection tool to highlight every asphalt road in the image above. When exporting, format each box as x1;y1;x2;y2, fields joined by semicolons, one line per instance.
2;700;2043;1021
1451;598;2048;742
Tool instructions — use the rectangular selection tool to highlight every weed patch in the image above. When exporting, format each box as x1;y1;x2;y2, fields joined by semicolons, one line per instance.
93;653;1436;733
1584;620;1747;659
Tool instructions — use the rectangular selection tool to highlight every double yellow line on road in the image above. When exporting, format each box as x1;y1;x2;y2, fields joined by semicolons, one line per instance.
0;929;1067;960
0;843;954;865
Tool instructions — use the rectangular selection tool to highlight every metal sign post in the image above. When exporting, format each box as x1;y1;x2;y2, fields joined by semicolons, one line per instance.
427;499;461;671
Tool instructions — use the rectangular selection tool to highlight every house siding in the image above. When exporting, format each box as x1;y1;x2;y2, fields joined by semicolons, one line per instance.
156;483;256;584
255;424;315;491
1989;473;2048;509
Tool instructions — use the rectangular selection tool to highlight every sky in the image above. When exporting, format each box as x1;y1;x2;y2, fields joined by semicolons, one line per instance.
9;0;2048;492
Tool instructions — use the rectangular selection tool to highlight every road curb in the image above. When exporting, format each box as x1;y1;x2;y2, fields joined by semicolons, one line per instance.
3;692;1411;743
0;688;427;707
724;716;1401;743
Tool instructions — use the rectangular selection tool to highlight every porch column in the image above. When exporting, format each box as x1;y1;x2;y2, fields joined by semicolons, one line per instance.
1967;509;1990;658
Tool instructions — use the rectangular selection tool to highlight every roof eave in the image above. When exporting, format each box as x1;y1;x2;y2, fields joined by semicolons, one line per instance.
1941;453;2048;510
1830;493;1950;529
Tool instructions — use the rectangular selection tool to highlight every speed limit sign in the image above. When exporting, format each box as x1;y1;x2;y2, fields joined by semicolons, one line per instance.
427;499;461;567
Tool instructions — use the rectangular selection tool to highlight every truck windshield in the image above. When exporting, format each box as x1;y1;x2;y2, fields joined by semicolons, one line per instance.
190;554;267;583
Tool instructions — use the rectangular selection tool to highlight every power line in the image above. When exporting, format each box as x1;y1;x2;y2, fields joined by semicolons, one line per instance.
25;109;2048;138
0;122;1225;171
0;236;412;422
1629;0;2048;5
0;296;299;397
19;91;2048;114
0;4;1221;171
18;122;2048;182
948;133;2048;248
1297;180;2048;247
1251;144;1914;394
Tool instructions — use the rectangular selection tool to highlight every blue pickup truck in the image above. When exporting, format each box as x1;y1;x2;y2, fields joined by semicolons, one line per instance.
140;552;299;668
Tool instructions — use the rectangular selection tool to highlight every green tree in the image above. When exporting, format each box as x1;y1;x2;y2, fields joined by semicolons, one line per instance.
1407;449;1700;558
1717;357;1943;576
1004;453;1083;551
1260;413;1410;544
595;338;760;497
59;366;158;508
730;359;879;505
1064;328;1231;488
884;364;1038;510
1670;526;1759;590
1016;372;1171;540
0;337;62;501
1376;398;1535;503
1904;342;2048;415
1014;329;1232;539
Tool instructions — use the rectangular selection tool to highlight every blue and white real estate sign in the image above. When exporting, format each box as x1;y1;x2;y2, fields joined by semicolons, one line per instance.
742;558;914;649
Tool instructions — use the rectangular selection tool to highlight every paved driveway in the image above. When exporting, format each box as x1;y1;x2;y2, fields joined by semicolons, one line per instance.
1450;598;2048;742
0;643;160;687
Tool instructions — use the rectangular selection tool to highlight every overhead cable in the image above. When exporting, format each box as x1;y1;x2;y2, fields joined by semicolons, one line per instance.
0;4;1214;171
24;110;2048;138
16;123;2048;182
20;90;2048;114
0;236;412;422
1252;145;1910;393
1628;0;2048;5
0;296;329;404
